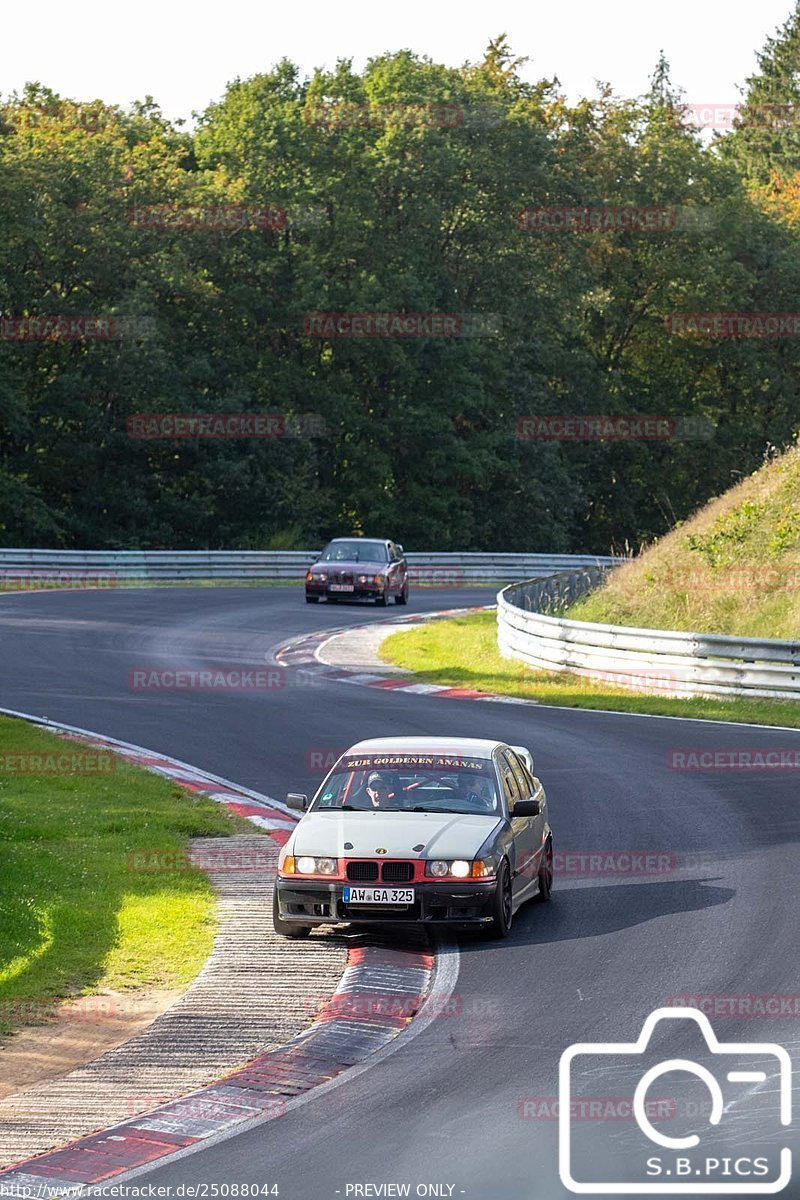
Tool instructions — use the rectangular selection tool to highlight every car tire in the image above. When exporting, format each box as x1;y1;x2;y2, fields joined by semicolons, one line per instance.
536;837;554;902
486;860;513;939
376;588;389;606
394;583;409;605
272;891;312;938
305;595;319;603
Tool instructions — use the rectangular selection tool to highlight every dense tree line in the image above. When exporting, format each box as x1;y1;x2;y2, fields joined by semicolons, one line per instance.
1;26;800;552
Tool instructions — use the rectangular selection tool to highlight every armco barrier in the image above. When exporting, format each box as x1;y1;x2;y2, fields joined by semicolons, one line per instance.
0;549;616;585
497;571;800;700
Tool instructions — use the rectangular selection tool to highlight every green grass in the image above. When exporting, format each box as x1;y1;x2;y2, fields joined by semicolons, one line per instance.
381;609;800;727
0;715;258;1036
568;443;800;638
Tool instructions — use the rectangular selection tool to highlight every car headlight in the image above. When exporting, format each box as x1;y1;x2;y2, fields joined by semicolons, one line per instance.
358;574;369;584
426;860;491;878
373;574;383;585
295;856;338;875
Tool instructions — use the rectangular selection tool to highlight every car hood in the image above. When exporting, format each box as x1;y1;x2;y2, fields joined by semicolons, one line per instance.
290;810;503;859
310;559;387;573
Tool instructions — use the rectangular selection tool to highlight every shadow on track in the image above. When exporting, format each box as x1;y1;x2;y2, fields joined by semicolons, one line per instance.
455;878;735;952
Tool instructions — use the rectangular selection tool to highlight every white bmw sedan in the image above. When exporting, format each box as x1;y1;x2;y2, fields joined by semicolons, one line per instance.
273;736;553;939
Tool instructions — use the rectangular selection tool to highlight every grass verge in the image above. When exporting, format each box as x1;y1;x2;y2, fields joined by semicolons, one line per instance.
0;715;258;1037
567;443;800;638
380;609;800;728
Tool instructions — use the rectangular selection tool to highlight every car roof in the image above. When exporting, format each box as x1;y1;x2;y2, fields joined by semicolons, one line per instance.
344;736;503;759
326;537;388;544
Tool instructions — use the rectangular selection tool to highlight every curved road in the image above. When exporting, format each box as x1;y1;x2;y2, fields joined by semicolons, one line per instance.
1;586;798;1200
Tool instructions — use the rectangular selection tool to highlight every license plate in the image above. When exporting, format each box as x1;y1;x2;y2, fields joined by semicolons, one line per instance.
343;886;414;905
329;584;354;592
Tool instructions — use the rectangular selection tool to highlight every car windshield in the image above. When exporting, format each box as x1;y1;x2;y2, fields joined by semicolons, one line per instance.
320;540;388;563
312;753;500;815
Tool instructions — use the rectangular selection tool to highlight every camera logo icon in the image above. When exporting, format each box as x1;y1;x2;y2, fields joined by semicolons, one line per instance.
559;1007;792;1194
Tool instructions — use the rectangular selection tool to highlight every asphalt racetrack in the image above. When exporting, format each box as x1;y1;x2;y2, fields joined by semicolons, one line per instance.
1;586;798;1200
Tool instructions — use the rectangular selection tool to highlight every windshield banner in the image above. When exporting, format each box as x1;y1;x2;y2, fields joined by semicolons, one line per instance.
341;754;493;772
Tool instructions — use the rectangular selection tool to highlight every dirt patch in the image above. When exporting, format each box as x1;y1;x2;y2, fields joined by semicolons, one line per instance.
0;989;182;1101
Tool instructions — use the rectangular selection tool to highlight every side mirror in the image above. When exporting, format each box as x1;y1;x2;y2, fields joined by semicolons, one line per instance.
286;792;309;812
513;797;542;818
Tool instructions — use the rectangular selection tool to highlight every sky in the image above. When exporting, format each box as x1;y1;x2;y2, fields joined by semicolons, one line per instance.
2;0;796;126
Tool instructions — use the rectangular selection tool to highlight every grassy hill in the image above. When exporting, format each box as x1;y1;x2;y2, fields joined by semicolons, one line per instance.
569;442;800;639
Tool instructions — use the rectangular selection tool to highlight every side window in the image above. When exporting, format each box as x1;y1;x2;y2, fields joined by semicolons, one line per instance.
497;751;521;813
521;763;537;794
389;543;400;562
507;751;533;800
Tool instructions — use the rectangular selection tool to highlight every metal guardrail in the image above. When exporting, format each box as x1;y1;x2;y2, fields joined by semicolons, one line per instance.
9;548;794;699
0;549;617;585
497;570;800;700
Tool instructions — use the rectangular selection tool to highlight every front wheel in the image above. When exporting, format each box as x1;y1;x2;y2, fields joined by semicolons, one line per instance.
305;595;319;604
272;891;312;938
376;587;389;606
394;582;409;605
537;838;553;902
486;860;513;939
